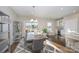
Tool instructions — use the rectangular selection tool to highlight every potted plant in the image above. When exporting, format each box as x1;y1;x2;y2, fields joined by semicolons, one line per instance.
16;24;20;33
42;28;48;34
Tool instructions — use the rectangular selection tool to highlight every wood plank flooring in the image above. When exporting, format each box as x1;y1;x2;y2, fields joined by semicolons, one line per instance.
5;40;20;53
10;41;19;53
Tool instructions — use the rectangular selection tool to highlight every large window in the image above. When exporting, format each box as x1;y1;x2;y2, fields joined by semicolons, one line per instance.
0;24;8;32
47;22;52;32
26;19;38;29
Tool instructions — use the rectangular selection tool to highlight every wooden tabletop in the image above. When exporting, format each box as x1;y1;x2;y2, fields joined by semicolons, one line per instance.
27;35;48;41
45;40;75;53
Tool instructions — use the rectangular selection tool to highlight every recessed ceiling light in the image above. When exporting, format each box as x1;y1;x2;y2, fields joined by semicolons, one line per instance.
60;8;63;10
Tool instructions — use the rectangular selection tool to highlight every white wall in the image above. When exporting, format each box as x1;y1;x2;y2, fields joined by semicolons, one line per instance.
63;13;79;35
63;17;77;34
0;6;18;44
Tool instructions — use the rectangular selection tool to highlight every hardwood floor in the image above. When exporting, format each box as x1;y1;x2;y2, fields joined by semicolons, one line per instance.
46;40;74;53
48;35;65;46
5;40;20;53
10;41;19;53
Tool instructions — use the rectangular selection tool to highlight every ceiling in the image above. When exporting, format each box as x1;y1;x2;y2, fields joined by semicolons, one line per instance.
10;6;79;19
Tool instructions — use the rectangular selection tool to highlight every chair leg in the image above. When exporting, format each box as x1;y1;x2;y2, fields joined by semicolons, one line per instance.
42;46;46;53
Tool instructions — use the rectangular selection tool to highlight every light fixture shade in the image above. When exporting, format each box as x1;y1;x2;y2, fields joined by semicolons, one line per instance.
30;19;34;22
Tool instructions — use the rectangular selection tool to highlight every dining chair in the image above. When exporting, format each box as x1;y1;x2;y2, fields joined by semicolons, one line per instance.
32;39;45;53
24;30;33;52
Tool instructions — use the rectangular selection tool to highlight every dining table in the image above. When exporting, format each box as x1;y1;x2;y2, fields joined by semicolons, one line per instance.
26;32;48;41
25;32;48;52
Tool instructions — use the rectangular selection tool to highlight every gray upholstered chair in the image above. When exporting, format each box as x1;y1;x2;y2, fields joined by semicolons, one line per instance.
32;39;45;53
24;30;33;52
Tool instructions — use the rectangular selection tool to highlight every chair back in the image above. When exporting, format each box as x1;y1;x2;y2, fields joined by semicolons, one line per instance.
32;39;45;51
